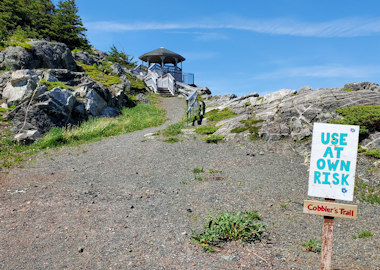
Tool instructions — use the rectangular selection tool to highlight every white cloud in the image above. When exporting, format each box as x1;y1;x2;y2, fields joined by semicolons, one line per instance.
252;64;380;79
85;16;380;37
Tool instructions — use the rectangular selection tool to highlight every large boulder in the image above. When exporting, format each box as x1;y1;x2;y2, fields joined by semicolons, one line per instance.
343;82;380;92
2;70;43;105
7;87;75;135
0;41;77;71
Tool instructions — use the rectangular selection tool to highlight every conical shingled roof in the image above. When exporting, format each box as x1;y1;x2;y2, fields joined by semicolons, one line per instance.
139;47;186;64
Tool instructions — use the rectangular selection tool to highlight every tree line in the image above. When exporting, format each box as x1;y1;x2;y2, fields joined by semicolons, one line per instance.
0;0;89;50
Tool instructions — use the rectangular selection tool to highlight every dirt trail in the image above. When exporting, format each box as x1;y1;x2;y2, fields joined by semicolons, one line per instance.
1;97;379;269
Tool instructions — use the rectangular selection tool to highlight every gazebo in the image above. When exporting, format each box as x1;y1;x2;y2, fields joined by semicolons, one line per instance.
139;47;186;82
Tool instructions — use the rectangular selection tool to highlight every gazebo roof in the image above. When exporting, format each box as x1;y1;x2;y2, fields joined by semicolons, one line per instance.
139;47;186;64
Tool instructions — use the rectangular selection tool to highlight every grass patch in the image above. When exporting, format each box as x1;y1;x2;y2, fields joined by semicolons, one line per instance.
205;108;236;123
352;230;372;239
194;125;220;135
125;73;147;91
341;88;354;92
162;122;184;137
209;168;222;174
230;118;264;140
355;178;380;204
164;137;179;143
193;167;205;174
77;61;122;87
331;105;380;138
0;95;166;170
0;105;15;121
302;238;321;253
191;211;266;252
202;134;224;143
40;79;69;90
358;146;380;159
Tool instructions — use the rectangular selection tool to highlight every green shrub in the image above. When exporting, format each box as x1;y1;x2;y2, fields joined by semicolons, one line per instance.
77;61;122;87
193;167;204;174
192;211;266;252
40;79;69;90
358;146;380;159
331;105;380;138
352;230;373;239
194;125;220;135
164;137;180;143
205;108;236;123
162;122;184;137
302;238;321;253
125;73;147;91
342;88;354;92
355;178;380;204
231;118;264;140
202;134;225;143
106;45;137;69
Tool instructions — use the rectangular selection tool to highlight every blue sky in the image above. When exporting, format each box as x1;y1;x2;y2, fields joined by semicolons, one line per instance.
72;0;380;96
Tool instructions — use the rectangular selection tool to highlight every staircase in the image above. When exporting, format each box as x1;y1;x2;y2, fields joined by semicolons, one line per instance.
157;88;175;96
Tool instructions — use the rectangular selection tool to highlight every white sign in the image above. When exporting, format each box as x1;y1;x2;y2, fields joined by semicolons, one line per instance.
308;123;359;201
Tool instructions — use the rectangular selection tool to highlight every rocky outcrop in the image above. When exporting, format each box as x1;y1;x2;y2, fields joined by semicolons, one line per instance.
1;68;134;143
0;41;77;71
72;48;108;66
207;85;380;146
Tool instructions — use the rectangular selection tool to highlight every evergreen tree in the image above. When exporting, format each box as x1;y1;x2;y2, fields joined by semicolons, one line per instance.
21;0;55;39
51;0;89;49
0;0;23;45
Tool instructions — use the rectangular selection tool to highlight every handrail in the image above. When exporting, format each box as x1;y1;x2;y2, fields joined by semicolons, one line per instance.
186;90;198;125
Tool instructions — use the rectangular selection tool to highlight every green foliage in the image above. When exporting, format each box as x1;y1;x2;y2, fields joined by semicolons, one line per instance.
331;105;380;138
162;122;184;137
355;178;380;204
342;88;354;92
0;94;166;170
77;61;121;86
193;167;205;174
202;134;225;143
191;211;266;252
352;230;372;239
358;146;380;159
0;105;15;121
209;168;222;174
106;45;136;69
125;73;147;91
244;102;251;107
205;108;236;123
230;118;264;140
302;238;321;253
0;0;90;50
194;125;219;135
51;0;89;50
40;78;68;90
164;137;179;143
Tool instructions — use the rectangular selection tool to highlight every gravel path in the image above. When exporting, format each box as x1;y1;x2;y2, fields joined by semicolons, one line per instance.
1;97;379;269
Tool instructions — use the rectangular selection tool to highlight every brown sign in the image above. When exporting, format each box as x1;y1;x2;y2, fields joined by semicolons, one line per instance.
303;200;358;219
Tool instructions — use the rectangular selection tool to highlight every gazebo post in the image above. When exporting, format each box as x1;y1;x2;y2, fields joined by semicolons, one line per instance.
160;56;165;67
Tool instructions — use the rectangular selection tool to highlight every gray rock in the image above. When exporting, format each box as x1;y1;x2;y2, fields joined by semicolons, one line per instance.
72;51;96;65
135;93;149;104
262;88;297;104
2;70;41;105
100;106;121;117
361;132;380;150
299;86;313;94
85;90;107;116
343;82;380;92
0;46;36;70
0;41;77;71
13;129;42;144
110;63;128;77
0;71;11;98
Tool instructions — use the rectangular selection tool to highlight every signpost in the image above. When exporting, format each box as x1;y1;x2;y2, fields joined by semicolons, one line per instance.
304;123;359;270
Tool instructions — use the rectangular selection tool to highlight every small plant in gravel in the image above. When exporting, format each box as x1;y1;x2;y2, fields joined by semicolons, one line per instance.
302;238;321;253
354;178;380;204
194;125;220;135
208;168;222;174
202;134;225;143
162;122;184;137
191;211;266;252
352;230;373;239
193;167;205;174
164;137;180;143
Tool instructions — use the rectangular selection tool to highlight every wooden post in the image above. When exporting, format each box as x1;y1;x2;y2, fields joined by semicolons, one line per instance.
321;198;335;270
